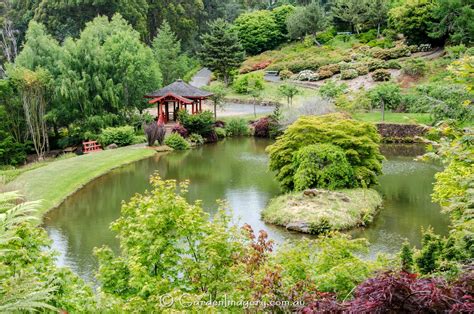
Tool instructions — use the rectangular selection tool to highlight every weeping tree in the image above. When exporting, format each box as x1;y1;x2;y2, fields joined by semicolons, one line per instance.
144;122;166;146
8;66;51;160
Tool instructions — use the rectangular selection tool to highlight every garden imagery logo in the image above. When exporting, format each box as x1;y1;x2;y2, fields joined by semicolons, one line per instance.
159;293;305;309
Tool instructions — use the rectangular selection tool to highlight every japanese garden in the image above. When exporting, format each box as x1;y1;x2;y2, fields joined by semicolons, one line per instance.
0;0;473;312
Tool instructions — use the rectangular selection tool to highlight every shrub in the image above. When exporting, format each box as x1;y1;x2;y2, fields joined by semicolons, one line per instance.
253;117;278;138
205;130;218;143
132;135;146;145
315;27;336;44
178;110;214;137
389;45;411;58
385;60;401;69
293;144;355;190
233;72;265;94
215;127;227;139
317;69;334;79
370;45;411;60
355;64;369;75
188;133;204;145
445;44;467;59
0;133;27;166
234;10;281;55
368;83;403;111
367;59;385;71
98;126;135;147
164;133;190;150
279;69;293;80
345;271;474;312
357;29;377;43
411;83;473;123
340;69;358;80
338;61;356;71
403;58;427;77
295;70;319;81
225;118;249;136
144;123;166;146
319;63;340;74
372;69;391;81
319;80;348;99
171;123;188;137
267;113;383;191
370;47;391;60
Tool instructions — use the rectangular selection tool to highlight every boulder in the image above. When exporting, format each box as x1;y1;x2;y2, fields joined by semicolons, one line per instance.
106;143;118;150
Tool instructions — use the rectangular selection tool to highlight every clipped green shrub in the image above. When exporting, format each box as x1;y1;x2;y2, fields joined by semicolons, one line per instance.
98;126;135;147
188;133;205;145
215;127;227;139
372;69;391;81
293;144;354;190
317;69;334;79
403;58;427;76
367;59;385;71
370;45;411;60
164;133;190;150
225;118;249;136
267;113;383;191
319;63;340;74
233;72;265;94
355;64;369;75
178;110;214;137
385;60;402;69
279;69;293;80
341;69;358;80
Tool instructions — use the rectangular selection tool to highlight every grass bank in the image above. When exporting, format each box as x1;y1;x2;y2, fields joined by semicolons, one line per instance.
353;112;433;124
262;188;383;234
5;146;156;216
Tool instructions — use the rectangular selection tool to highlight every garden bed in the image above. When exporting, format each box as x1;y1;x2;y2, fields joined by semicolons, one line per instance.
262;188;382;234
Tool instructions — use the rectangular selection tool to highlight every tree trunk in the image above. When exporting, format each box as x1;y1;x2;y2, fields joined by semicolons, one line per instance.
381;99;385;122
377;23;381;38
214;103;217;119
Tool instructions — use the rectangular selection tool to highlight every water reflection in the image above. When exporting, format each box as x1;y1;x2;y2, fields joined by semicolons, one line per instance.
44;139;450;282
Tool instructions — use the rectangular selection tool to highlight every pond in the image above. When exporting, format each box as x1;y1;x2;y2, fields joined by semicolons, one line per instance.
43;138;450;282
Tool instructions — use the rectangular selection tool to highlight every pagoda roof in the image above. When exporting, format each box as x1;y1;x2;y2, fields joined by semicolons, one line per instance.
145;79;213;99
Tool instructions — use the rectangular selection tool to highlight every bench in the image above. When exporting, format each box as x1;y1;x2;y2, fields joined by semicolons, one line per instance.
265;70;279;76
82;141;102;154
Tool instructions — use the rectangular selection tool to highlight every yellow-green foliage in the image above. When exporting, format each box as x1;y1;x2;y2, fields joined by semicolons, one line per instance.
267;113;383;191
268;235;388;298
262;188;382;233
243;41;347;73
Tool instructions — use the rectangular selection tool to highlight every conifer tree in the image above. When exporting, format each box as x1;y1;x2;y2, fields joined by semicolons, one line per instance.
199;19;244;86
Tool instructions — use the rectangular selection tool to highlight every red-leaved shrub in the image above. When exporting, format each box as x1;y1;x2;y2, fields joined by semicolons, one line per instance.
252;61;272;71
253;117;277;138
171;124;188;137
301;270;474;313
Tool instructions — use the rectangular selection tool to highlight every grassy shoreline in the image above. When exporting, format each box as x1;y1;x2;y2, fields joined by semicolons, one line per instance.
5;146;157;217
262;188;383;234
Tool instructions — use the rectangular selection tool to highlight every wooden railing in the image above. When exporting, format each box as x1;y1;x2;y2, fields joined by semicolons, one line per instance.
83;141;102;154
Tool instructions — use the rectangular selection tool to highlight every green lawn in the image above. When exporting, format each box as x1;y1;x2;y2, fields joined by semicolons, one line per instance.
216;74;318;107
5;146;156;216
353;112;433;124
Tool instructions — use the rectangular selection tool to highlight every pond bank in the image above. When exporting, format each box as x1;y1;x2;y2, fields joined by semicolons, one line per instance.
262;188;383;234
5;145;157;217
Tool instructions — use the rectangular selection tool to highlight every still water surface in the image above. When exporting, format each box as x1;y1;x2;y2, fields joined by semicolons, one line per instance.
43;138;450;282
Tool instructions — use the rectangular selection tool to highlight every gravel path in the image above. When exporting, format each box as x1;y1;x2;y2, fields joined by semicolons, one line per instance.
189;67;212;87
